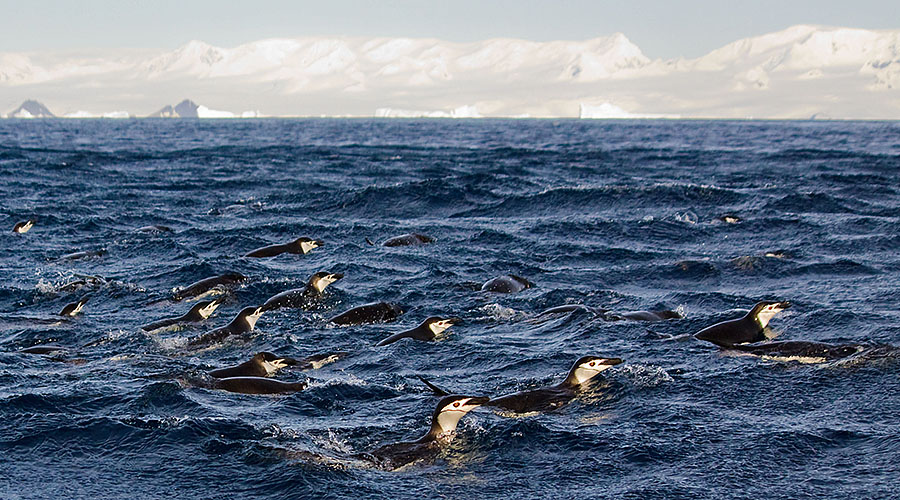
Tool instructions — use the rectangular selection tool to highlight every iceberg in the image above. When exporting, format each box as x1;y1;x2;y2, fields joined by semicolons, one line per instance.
64;110;97;118
375;105;479;118
196;105;235;118
579;103;679;119
375;108;450;118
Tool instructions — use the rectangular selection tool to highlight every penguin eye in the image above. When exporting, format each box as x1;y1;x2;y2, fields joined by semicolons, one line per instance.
589;361;596;367
452;402;461;408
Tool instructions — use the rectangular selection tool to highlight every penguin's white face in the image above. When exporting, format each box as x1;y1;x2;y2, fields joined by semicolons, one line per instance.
69;301;85;316
312;273;342;293
261;358;289;375
16;221;34;233
198;300;222;319
245;307;264;330
300;240;320;254
435;397;485;435
572;358;619;385
756;302;789;328
428;319;456;336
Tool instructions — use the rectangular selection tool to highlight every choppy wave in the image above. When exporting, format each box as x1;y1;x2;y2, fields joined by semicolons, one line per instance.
2;119;899;500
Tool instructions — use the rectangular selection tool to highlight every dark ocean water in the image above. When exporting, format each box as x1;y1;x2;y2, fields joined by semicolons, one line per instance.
1;119;899;499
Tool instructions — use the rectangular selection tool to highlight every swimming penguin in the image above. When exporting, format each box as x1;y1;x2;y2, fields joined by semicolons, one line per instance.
618;310;682;321
245;237;323;258
187;374;308;395
716;214;742;224
375;317;459;346
59;249;107;261
59;296;90;317
329;302;403;326
723;340;865;363
261;272;343;311
419;355;623;414
208;351;348;378
141;297;225;332
186;305;263;348
135;225;172;233
58;275;105;293
172;272;246;301
481;275;533;293
694;301;791;347
208;352;298;378
13;220;34;233
366;233;435;247
19;345;69;355
355;395;488;470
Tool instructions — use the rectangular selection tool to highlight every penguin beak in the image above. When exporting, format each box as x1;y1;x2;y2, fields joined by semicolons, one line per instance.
271;359;288;369
777;301;791;309
329;273;344;281
466;396;490;406
438;318;460;328
314;239;325;247
600;358;624;366
278;356;299;366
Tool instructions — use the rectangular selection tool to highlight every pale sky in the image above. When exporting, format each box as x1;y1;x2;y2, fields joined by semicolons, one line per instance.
1;0;898;59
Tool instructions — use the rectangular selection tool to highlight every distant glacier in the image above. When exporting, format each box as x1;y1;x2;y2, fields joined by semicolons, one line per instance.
1;25;898;119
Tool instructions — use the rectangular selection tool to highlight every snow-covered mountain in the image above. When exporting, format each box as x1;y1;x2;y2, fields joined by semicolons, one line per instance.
1;25;898;119
7;100;55;118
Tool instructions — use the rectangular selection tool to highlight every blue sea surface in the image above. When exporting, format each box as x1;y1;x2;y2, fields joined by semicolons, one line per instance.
1;119;899;499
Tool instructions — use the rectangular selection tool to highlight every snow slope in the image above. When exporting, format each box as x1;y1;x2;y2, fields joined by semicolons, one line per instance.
1;26;898;118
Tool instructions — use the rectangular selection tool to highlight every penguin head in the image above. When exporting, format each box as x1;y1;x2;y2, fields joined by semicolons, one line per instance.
191;296;225;320
425;317;459;336
253;352;296;374
238;306;264;330
294;237;324;254
309;271;344;293
59;295;91;317
566;355;624;386
750;301;791;328
431;395;489;437
14;220;35;233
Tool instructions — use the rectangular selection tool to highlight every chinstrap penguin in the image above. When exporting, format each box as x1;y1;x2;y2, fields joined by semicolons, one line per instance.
694;301;791;347
355;395;488;470
330;302;403;326
59;296;90;317
141;297;224;331
481;275;533;293
366;233;435;247
375;317;459;346
245;237;323;258
186;306;264;348
420;355;623;414
172;272;246;301
12;220;35;233
261;272;343;311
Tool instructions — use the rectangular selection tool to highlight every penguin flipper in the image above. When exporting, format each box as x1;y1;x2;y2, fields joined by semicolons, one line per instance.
375;331;413;347
416;375;451;396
